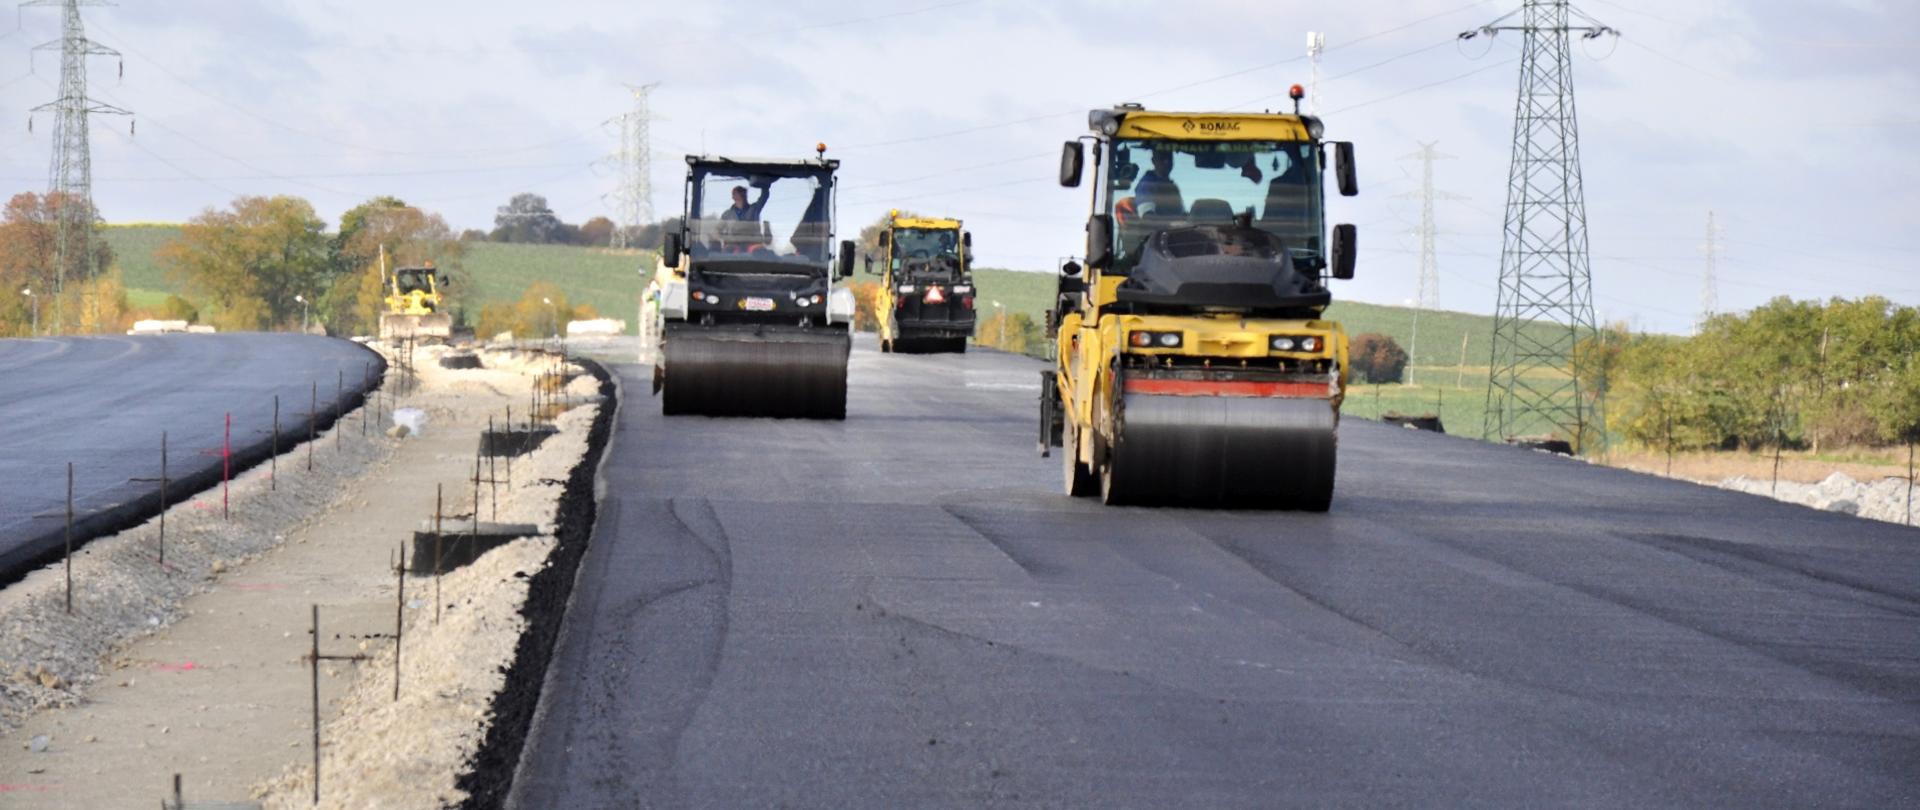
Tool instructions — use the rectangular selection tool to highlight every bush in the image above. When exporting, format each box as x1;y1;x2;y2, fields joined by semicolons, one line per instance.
1350;332;1407;384
474;282;597;341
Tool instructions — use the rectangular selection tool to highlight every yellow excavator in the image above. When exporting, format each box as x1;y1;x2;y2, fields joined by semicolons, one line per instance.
868;211;977;353
378;248;453;340
1040;91;1359;509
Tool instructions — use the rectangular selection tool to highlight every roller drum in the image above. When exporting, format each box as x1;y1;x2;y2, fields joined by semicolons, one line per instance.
661;324;850;419
1103;393;1337;510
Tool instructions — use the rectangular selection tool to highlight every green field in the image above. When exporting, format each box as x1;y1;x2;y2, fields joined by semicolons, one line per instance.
101;225;653;334
455;242;651;333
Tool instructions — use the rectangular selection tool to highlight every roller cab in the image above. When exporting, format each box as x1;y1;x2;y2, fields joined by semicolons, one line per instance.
646;150;858;419
867;213;977;354
1043;97;1361;509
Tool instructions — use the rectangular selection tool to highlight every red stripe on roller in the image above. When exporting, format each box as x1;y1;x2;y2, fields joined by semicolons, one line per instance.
1123;379;1332;398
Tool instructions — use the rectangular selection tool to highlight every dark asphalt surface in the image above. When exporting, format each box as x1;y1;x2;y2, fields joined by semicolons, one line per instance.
513;337;1920;808
0;335;381;578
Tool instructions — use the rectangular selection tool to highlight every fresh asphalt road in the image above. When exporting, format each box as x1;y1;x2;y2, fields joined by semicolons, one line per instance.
514;337;1920;808
0;335;380;578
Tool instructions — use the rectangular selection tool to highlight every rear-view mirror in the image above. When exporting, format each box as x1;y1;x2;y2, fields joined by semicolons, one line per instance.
662;231;683;261
837;240;856;279
1335;142;1358;197
1060;260;1082;278
877;230;890;250
1060;141;1085;188
1331;224;1357;280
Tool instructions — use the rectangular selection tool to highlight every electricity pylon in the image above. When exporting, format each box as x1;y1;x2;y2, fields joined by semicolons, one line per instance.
605;82;659;249
1698;210;1720;333
25;0;132;333
1396;142;1463;377
1463;0;1616;447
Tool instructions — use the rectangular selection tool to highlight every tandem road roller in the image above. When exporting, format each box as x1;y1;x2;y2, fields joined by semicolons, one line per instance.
868;211;977;354
1040;91;1360;509
644;148;858;419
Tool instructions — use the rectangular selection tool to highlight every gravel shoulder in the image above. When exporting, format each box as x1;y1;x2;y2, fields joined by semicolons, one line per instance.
0;344;603;808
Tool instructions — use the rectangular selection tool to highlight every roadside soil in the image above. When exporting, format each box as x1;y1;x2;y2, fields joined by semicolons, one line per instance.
0;343;601;808
1606;449;1913;486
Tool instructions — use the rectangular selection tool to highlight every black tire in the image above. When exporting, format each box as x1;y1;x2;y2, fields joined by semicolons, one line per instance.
1098;452;1129;506
1063;426;1097;497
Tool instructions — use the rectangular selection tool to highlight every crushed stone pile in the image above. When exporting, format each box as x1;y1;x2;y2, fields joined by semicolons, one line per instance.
1719;471;1917;527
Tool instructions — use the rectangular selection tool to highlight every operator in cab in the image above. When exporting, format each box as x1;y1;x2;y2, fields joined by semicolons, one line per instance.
1134;149;1185;217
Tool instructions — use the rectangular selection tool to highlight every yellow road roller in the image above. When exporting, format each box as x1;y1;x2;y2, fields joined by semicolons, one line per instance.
645;148;858;419
1040;93;1360;509
867;212;977;354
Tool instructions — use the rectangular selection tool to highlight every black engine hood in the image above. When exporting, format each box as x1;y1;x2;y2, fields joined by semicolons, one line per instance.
1115;225;1329;313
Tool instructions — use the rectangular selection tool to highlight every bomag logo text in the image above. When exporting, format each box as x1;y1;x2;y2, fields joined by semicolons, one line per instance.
1182;119;1242;134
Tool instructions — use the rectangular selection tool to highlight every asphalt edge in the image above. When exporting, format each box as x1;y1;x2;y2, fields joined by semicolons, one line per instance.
453;357;618;809
0;337;388;586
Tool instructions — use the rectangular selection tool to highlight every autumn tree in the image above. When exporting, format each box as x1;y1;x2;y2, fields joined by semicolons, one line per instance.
0;192;116;335
160;195;332;332
1349;333;1408;384
491;193;569;244
578;216;616;247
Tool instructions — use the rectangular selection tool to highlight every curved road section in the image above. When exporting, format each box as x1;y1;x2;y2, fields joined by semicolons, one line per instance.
0;335;382;580
513;339;1919;807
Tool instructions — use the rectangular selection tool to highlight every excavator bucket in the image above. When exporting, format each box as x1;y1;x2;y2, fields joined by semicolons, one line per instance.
660;323;850;419
1100;391;1337;510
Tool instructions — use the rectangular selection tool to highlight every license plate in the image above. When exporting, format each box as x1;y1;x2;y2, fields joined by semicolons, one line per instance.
743;297;775;312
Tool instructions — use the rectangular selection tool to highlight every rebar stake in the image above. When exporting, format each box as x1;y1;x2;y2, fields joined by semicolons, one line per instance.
394;544;405;702
434;484;444;625
308;381;317;472
272;395;280;490
64;462;73;613
307;605;371;806
222;412;232;520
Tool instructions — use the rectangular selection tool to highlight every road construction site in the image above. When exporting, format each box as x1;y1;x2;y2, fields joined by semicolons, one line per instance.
0;334;1913;807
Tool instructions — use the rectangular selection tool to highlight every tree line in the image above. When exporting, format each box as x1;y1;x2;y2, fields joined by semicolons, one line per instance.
1585;297;1920;452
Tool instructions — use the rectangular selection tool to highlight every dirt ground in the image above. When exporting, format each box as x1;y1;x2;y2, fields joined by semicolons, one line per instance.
1605;449;1914;487
0;344;599;808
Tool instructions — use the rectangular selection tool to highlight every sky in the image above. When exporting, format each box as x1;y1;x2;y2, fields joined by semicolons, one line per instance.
0;0;1915;333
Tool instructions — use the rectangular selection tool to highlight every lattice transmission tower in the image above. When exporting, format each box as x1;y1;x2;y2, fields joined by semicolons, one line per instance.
1463;0;1616;447
1698;209;1720;333
1396;142;1463;373
1305;32;1325;116
605;82;659;249
26;0;132;332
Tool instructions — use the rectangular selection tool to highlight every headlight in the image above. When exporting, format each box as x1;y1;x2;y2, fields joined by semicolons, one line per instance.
1271;336;1296;351
1299;336;1321;352
691;290;705;301
705;296;723;307
898;284;915;294
1130;331;1182;349
953;285;973;294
